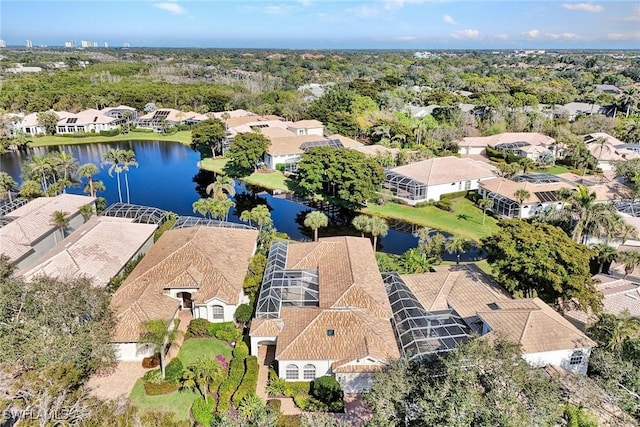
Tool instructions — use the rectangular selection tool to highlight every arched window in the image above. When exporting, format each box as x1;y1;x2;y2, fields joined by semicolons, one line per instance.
285;364;299;380
303;364;316;380
211;305;224;320
569;350;584;366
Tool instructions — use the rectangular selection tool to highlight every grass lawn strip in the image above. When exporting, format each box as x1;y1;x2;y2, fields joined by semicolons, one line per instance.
28;131;192;147
129;338;232;421
199;158;290;192
363;197;499;242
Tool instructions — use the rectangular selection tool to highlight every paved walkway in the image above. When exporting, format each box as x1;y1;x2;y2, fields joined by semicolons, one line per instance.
166;310;192;362
87;362;148;400
255;344;301;415
333;394;372;426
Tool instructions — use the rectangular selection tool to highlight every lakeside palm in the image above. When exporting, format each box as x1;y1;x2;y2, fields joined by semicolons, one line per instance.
101;148;124;203
78;163;100;197
0;172;17;202
445;235;470;265
304;210;329;242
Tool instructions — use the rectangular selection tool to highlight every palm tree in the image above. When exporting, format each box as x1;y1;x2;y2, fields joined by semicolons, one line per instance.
352;215;372;238
29;155;53;192
592;243;617;274
304;211;329;242
78;163;100;197
558;185;622;243
249;205;272;233
101;148;124;203
369;216;389;250
181;357;223;403
52;150;77;183
445;235;470;265
618;250;640;278
50;210;70;244
79;204;94;222
590;311;640;352
240;209;253;227
477;197;493;225
206;175;236;201
518;157;536;174
0;172;17;202
513;188;530;218
118;149;138;204
619;87;640;118
192;198;211;219
122;110;133;133
139;319;179;379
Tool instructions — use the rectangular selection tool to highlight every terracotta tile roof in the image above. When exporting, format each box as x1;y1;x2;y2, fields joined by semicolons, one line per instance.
479;177;575;204
566;275;640;326
1;194;96;263
275;307;400;361
328;134;364;148
110;226;257;342
249;318;284;336
461;132;555;148
350;145;400;157
401;265;594;353
19;216;156;287
138;109;207;123
331;363;387;373
231;120;290;135
258;126;296;138
389;156;497;186
267;134;329;156
289;119;323;129
224;115;283;128
478;298;596;353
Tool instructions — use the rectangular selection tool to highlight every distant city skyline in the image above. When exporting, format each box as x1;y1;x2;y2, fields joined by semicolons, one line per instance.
3;1;640;49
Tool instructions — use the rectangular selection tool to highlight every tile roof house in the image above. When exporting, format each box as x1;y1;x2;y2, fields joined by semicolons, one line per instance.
383;156;498;205
249;237;399;392
17;111;74;135
388;265;595;374
565;274;640;330
56;108;124;134
459;132;559;160
110;226;258;361
19;216;156;287
134;108;209;132
583;132;638;171
0;194;96;270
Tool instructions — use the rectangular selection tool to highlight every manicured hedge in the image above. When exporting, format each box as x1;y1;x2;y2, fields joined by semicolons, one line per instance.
232;356;259;406
440;190;468;201
191;397;216;427
216;355;246;413
284;381;312;397
276;415;302;427
164;358;183;383
143;380;179;395
232;341;249;360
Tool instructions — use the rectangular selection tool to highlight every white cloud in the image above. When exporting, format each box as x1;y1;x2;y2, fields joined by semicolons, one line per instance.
621;4;640;21
299;0;312;6
153;1;185;15
548;32;581;40
384;0;430;11
262;5;294;15
561;3;603;13
397;36;417;41
524;29;540;38
607;32;640;41
451;29;480;40
347;4;381;18
444;15;456;25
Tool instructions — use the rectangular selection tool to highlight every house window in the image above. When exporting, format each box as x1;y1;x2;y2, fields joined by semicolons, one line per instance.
303;364;316;380
211;305;224;320
465;180;471;190
569;350;584;365
285;364;299;380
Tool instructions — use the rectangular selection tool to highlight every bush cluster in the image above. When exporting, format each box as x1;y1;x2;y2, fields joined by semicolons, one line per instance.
414;199;436;208
141;354;160;369
143;380;179;395
275;415;302;427
216;355;246;413
266;399;282;413
283;381;312;397
185;319;241;342
191;397;216;427
232;356;259;406
164;358;183;383
435;199;452;212
440;190;468;201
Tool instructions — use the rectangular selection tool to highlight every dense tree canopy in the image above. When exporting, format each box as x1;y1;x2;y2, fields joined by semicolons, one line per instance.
295;146;385;209
190;118;226;159
223;132;270;178
481;219;601;312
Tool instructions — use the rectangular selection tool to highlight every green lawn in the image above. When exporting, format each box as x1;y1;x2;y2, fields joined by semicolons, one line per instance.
177;337;232;367
533;164;571;175
129;338;231;421
199;158;290;192
28;131;192;147
363;197;499;242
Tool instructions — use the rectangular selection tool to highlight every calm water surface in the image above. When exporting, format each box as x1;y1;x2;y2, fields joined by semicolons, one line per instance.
0;140;486;258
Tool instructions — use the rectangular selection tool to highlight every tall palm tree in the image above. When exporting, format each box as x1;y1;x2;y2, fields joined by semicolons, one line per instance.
445;235;470;265
118;149;138;204
122;110;133;133
592;243;617;274
619;87;640;118
52;150;78;183
518;157;536;174
618;250;640;278
78;163;100;197
50;210;70;244
240;209;253;227
477;197;493;225
513;188;530;218
192;198;211;219
558;185;622;243
101;148;124;203
249;205;272;233
352;215;372;238
206;175;236;201
0;172;17;202
590;312;640;352
369;216;389;250
29;155;53;192
304;211;329;242
139;319;179;379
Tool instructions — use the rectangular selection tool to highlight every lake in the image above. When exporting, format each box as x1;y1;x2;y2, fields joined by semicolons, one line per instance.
0;140;486;259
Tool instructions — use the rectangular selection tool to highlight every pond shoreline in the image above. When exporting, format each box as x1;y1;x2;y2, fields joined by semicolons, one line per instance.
26;131;192;147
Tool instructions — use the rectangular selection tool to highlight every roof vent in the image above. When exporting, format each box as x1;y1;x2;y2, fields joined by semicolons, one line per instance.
327;329;335;337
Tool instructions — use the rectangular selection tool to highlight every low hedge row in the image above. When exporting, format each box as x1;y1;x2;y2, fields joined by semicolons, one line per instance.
283;381;312;397
440;190;468;201
143;380;179;395
191;397;215;427
232;356;259;406
216;355;246;413
185;319;241;342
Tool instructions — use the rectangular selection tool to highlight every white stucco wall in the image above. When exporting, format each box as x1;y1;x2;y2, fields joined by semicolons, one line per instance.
336;373;375;393
115;342;154;361
278;359;332;381
394;179;482;206
459;146;486;156
522;347;592;375
250;336;277;356
266;153;301;170
193;297;237;323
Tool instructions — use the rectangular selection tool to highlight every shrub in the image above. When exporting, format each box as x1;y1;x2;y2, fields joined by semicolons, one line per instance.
284;381;311;397
311;375;343;404
435;199;452;212
232;341;249;360
216;355;246;413
215;327;240;342
232;356;259;406
98;129;120;137
142;353;160;369
191;397;215;427
266;399;282;413
440;190;467;200
275;163;285;172
234;304;252;324
164;358;183;383
414;199;436;208
186;318;213;338
266;376;287;396
293;394;309;410
142;369;162;383
144;380;179;395
276;415;302;427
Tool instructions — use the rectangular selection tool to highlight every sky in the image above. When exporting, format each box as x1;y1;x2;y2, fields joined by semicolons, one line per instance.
2;1;640;49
